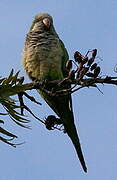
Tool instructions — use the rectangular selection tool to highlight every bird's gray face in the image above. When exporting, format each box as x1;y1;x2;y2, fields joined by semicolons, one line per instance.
31;14;53;32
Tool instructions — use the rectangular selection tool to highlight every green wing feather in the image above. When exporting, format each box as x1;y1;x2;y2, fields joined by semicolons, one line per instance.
59;39;69;78
37;39;87;172
59;40;87;172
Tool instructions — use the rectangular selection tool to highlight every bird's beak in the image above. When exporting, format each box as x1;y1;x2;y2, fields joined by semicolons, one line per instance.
43;18;51;28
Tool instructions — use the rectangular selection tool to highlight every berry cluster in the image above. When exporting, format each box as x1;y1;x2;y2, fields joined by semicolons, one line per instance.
66;49;101;80
44;115;63;130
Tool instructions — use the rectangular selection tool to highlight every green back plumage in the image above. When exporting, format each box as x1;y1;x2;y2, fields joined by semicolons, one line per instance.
59;39;69;78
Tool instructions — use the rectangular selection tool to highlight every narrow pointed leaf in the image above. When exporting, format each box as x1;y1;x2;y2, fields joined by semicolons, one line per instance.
0;120;4;124
0;127;17;138
11;71;20;85
0;136;16;147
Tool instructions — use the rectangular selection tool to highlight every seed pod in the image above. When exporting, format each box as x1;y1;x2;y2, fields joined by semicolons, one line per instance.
90;63;97;71
79;67;89;79
66;60;72;71
45;115;56;130
77;63;83;72
82;56;88;64
69;70;75;80
76;63;83;78
86;72;95;77
92;49;97;59
55;118;62;125
94;66;101;78
74;51;82;63
83;67;89;74
76;71;80;79
87;57;95;66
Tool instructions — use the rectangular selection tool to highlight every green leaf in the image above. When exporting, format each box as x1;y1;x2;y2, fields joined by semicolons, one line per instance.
0;127;17;138
10;71;20;85
0;112;8;115
0;136;17;147
8;69;14;78
0;120;4;123
11;118;31;129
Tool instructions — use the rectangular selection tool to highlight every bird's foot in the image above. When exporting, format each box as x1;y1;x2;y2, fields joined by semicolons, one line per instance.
57;77;69;88
33;79;49;89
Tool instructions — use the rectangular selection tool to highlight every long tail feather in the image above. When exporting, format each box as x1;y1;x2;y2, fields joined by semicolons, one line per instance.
64;119;87;172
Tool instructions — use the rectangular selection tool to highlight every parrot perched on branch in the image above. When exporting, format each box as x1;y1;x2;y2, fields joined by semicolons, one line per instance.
22;13;87;172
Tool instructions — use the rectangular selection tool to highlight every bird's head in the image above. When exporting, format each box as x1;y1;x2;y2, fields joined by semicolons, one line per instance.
30;13;54;32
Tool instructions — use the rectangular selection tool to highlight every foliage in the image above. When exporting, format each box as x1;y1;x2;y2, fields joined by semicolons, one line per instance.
0;70;31;147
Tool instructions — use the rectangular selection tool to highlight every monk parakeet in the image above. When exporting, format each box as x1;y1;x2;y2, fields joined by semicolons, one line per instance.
22;13;87;172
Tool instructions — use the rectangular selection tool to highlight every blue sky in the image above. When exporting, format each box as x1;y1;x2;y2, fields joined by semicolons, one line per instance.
0;0;117;179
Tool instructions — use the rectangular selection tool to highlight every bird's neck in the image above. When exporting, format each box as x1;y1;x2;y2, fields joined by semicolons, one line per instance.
26;30;59;48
